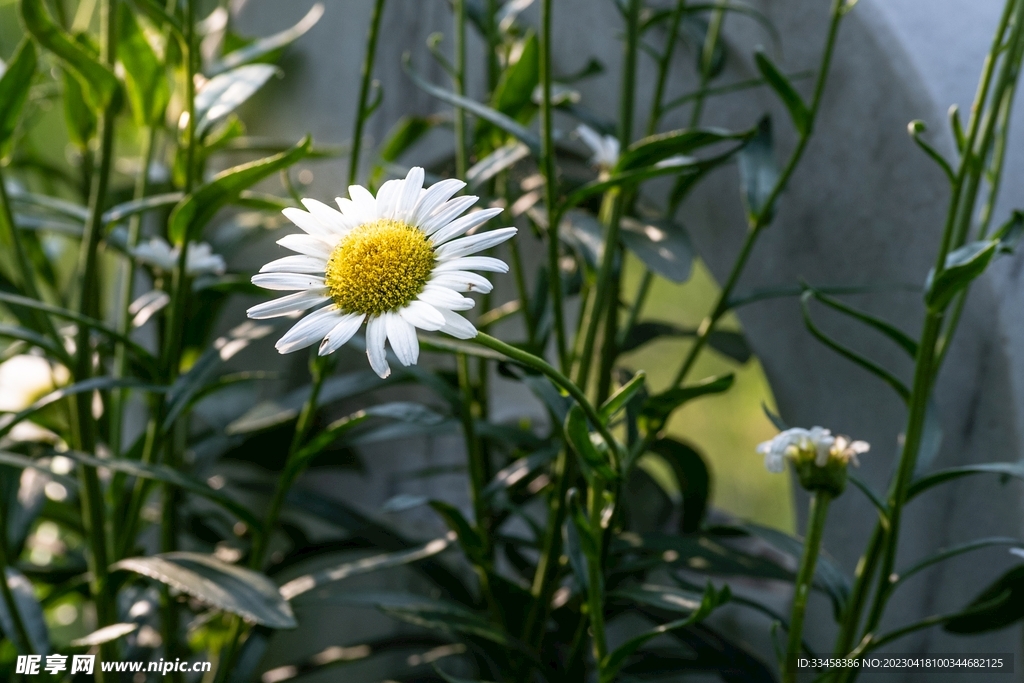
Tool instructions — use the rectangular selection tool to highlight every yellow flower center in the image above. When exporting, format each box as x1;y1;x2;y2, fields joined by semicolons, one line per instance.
324;219;435;315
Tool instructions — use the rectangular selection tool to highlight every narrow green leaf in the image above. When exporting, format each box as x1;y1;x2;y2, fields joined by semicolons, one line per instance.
641;373;734;423
112;552;296;628
20;0;119;109
565;404;617;482
944;565;1024;634
924;240;998;312
737;116;779;224
429;500;486;564
804;287;918;358
209;3;324;76
620;216;694;283
194;64;279;136
616;127;745;172
648;438;710;533
755;49;809;134
118;4;168;126
600;371;646;423
466;141;530;191
0;40;37;149
895;537;1022;589
907;120;954;184
102;192;184;224
168;136;311;243
0;568;49;654
70;623;138;647
908;460;1024;500
60;66;95;150
403;54;541;156
994;210;1024;253
491;30;538;120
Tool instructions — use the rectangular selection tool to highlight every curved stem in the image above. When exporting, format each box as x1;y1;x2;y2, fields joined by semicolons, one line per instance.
784;490;831;683
349;0;386;184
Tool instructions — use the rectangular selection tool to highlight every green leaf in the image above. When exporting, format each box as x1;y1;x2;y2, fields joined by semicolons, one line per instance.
613;531;793;582
102;192;184;224
0;568;49;654
737;116;779;224
803;287;918;358
641;373;734;424
403;54;541;155
491;30;538;120
600;371;646;423
482;446;558;500
209;3;324;76
194;64;279;136
995;211;1024;253
610;583;706;615
754;49;809;135
895;537;1023;589
60;66;95;150
564;404;617;482
168;136;311;243
559;210;604;268
111;552;297;628
280;535;454;601
70;622;138;647
649;438;710;533
466;141;530;191
619;321;751;362
908;460;1024;501
599;583;728;683
20;0;119;110
924;240;998;312
616;127;745;172
620;216;694;283
944;565;1024;634
0;40;37;149
118;4;168;126
429;500;486;565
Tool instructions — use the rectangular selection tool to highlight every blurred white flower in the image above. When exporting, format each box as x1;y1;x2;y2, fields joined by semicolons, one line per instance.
757;426;868;473
0;355;70;412
576;124;620;170
133;237;226;276
247;167;516;379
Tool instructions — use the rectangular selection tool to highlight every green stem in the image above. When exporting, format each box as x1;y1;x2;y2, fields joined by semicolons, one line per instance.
453;0;468;178
540;0;569;371
784;490;831;683
619;270;652;348
348;0;386;184
690;0;726;127
457;354;488;538
587;483;609;664
832;521;884;658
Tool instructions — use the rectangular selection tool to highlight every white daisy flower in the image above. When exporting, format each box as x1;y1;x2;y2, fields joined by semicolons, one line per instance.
576;124;620;170
756;426;868;473
133;237;227;276
247;167;516;379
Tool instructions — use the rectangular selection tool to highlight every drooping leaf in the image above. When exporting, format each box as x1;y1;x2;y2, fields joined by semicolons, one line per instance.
924;240;998;312
755;49;809;135
0;568;49;654
112;552;296;628
193;64;279;136
620;216;694;283
944;565;1024;634
0;40;37;149
20;0;119;109
168;136;311;243
803;287;918;358
641;374;734;424
737;116;779;224
209;4;324;76
118;5;169;126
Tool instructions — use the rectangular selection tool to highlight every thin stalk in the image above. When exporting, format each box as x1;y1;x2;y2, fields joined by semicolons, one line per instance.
832;522;884;658
783;490;831;683
457;353;488;538
0;504;33;654
689;0;727;127
67;1;118;675
540;0;568;371
574;189;621;390
587;483;609;664
507;226;535;344
672;0;847;388
348;0;386;184
453;0;468;178
618;270;652;348
486;0;499;90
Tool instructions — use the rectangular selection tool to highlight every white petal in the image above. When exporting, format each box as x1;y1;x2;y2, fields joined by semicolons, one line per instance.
430;271;494;294
247;290;329;319
347;185;378;222
366;315;391;378
411;179;466;227
438;308;478;340
418;285;475;311
433;256;510;273
319;312;365;356
420;196;479;235
376;178;404;220
399;300;445;331
283;207;332;237
395;167;425;221
435;228;517;260
335;196;371;226
251;273;326;291
430;207;504;246
302;198;357;233
277;234;334;259
386;312;419;366
259;255;327;274
276;306;343;354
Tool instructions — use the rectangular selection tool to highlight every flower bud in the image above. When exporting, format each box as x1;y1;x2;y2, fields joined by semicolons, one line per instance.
757;428;869;496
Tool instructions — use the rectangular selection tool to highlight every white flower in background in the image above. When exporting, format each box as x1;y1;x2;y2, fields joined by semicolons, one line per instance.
133;238;227;276
576;124;620;170
247;167;516;379
757;426;869;473
0;355;69;412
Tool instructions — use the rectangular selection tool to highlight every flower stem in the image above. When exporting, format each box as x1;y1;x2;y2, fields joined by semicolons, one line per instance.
348;0;386;184
587;482;609;664
453;0;468;178
784;490;831;683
